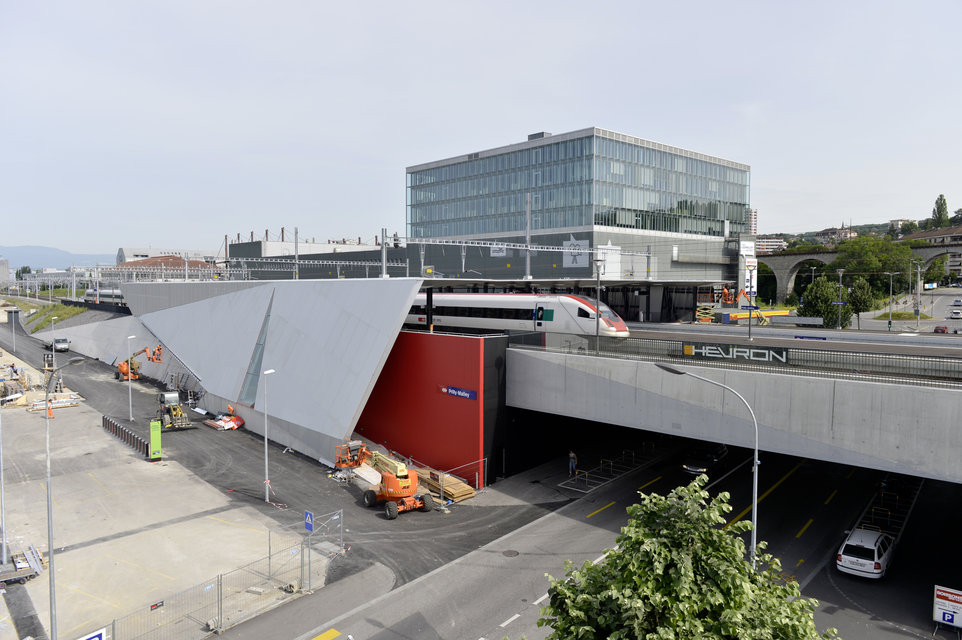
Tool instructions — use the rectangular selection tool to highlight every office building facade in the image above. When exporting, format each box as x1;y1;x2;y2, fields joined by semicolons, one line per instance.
406;127;753;321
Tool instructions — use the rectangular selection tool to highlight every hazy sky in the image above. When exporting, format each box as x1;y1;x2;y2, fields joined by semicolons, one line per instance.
2;1;960;254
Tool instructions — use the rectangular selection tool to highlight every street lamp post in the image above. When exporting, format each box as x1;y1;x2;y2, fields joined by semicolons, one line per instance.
810;265;816;285
912;261;923;330
126;335;136;422
0;392;13;566
884;272;898;331
836;269;845;330
262;369;276;502
45;355;84;640
655;363;759;569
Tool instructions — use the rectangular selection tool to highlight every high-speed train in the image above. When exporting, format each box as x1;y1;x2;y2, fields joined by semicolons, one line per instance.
406;293;630;337
83;289;125;305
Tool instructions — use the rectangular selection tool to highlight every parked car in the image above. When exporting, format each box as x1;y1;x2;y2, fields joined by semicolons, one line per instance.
935;325;948;333
43;337;70;352
681;443;728;476
836;528;895;579
953;299;962;306
951;310;962;319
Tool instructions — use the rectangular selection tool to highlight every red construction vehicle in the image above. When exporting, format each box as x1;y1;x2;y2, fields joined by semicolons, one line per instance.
335;440;435;519
116;345;163;381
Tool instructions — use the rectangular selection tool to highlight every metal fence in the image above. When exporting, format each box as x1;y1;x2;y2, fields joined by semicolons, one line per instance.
509;333;962;390
79;510;344;640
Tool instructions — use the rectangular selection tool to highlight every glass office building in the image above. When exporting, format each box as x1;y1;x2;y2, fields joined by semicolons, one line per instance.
407;127;751;241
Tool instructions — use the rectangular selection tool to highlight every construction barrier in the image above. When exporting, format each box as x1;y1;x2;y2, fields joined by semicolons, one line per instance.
102;416;159;461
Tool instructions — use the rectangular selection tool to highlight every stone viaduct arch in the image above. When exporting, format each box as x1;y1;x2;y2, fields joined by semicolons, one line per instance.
759;243;962;303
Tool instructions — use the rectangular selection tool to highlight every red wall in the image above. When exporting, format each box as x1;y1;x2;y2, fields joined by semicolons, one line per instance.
356;332;485;487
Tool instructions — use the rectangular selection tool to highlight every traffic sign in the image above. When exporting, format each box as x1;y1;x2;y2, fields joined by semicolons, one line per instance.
831;301;848;305
305;510;314;533
740;305;759;310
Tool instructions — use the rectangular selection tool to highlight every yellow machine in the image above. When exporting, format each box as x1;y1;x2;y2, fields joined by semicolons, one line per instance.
157;391;193;430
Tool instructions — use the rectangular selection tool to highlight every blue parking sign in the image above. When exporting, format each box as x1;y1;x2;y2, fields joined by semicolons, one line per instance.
944;612;955;623
305;510;314;532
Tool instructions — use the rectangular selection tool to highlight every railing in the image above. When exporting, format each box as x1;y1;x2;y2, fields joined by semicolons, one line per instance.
78;510;344;640
507;332;962;390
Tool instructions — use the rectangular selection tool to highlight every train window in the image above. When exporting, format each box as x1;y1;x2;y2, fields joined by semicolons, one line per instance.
578;308;590;318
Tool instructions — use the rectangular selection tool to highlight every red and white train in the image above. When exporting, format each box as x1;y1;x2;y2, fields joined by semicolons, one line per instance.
406;293;630;337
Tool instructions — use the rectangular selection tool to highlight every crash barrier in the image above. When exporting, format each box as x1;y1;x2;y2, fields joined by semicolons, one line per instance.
510;332;962;391
102;416;149;459
78;510;345;640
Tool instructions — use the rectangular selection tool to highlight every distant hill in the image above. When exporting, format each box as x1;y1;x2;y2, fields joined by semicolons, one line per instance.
0;246;115;270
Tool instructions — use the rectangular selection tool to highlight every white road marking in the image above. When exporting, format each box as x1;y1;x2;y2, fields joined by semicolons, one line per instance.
500;613;520;628
534;592;549;605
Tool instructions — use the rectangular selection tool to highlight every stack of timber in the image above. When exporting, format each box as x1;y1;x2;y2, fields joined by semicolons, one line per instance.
415;468;476;503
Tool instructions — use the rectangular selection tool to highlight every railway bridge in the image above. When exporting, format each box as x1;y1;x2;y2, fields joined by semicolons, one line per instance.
759;243;962;302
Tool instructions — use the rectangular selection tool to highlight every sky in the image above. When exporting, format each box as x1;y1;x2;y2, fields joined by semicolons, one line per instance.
2;1;961;255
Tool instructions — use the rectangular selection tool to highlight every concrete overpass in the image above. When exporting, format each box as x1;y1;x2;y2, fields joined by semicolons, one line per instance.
759;243;962;302
506;348;962;484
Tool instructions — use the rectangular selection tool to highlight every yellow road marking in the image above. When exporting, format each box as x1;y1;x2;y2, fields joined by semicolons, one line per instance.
87;472;109;491
586;501;616;518
639;476;662;490
796;558;805;568
206;515;265;533
312;630;341;640
796;518;813;538
726;462;803;528
845;467;855;479
824;489;838;505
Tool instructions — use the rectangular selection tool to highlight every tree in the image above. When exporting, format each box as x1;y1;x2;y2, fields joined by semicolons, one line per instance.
932;194;950;228
539;476;839;639
900;220;918;236
849;277;874;330
951;208;962;226
799;276;852;328
15;265;32;280
827;236;913;296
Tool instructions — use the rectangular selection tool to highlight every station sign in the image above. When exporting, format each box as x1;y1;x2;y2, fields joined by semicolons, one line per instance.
934;585;962;628
441;385;477;400
684;343;788;364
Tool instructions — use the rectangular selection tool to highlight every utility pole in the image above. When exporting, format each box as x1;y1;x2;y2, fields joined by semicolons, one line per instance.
836;269;845;330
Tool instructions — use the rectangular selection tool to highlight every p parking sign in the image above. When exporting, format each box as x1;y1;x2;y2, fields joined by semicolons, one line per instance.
933;585;962;629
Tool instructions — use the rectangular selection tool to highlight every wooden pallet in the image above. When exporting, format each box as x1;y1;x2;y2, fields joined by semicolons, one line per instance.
415;468;476;503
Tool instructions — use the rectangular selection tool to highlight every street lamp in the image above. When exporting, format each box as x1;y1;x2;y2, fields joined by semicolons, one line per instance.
836;269;845;330
655;363;759;569
262;369;276;502
810;265;817;285
884;272;898;331
126;335;136;421
0;392;16;566
45;355;84;640
50;316;58;370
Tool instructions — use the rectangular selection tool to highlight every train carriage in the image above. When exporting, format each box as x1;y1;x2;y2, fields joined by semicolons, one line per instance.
406;293;629;337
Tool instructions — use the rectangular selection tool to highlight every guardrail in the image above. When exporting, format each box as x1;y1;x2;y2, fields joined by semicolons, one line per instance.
508;333;962;390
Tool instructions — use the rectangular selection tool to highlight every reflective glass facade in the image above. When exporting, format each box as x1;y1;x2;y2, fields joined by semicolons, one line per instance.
407;127;750;240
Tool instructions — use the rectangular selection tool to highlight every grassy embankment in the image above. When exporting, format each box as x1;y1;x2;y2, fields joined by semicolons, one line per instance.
1;297;87;333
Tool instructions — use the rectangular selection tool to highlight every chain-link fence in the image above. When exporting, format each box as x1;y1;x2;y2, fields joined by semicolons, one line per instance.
79;510;344;640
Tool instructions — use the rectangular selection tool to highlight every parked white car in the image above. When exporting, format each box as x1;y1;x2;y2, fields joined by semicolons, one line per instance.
836;528;895;579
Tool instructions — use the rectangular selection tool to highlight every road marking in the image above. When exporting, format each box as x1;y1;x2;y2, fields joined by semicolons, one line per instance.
586;501;615;518
593;554;606;564
311;630;341;640
534;592;549;605
639;475;662;490
824;489;838;505
796;518;813;538
500;614;520;627
796;558;805;568
726;462;803;527
845;467;855;479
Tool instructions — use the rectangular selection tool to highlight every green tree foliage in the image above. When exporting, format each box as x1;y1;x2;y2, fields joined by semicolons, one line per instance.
951;208;962;226
14;265;32;280
849;277;874;329
900;220;919;236
538;477;838;640
923;256;947;284
800;276;852;328
828;236;913;296
932;194;950;228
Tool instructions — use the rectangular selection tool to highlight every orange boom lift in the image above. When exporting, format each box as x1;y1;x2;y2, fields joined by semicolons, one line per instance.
116;345;163;381
334;441;435;519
